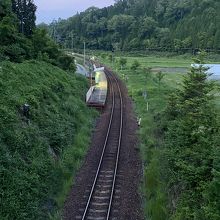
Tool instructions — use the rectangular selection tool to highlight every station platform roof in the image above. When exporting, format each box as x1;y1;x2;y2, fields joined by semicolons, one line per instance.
86;70;107;107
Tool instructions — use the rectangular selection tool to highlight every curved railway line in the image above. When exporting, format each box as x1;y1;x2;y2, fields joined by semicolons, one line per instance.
77;69;123;220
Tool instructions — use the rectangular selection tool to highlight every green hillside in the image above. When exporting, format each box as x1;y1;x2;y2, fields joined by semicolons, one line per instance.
0;61;96;219
47;0;220;52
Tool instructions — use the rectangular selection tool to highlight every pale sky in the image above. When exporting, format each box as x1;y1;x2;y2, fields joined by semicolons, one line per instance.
35;0;115;24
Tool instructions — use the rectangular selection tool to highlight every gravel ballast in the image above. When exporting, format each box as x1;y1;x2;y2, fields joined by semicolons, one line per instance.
63;67;143;220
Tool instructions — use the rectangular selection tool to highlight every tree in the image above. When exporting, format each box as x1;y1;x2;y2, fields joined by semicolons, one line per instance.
108;14;135;48
130;60;140;71
43;0;220;52
163;55;218;219
214;30;220;50
57;55;76;71
0;15;17;46
174;38;183;51
204;135;220;220
0;0;31;62
12;0;37;36
31;28;62;61
119;57;127;70
139;16;158;39
0;0;12;21
156;71;165;90
182;36;192;48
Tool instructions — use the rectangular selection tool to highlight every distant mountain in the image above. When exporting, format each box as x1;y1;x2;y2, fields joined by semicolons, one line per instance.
47;0;220;52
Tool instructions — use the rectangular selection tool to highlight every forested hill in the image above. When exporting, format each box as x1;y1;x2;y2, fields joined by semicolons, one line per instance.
0;1;96;219
46;0;220;52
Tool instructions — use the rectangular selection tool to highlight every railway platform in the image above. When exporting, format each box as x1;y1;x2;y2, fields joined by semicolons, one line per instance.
86;68;108;109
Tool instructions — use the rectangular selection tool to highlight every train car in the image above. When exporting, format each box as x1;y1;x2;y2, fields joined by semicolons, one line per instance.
86;69;108;110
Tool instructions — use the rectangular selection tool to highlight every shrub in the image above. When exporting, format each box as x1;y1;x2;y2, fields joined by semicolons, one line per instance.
57;55;76;72
131;60;141;70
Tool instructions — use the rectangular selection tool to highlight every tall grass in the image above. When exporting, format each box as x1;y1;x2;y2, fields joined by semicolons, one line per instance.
98;54;185;219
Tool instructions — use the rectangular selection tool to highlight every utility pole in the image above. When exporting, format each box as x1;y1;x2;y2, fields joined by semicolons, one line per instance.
51;20;57;43
89;65;93;87
84;41;86;66
21;10;24;34
112;48;114;70
71;33;74;52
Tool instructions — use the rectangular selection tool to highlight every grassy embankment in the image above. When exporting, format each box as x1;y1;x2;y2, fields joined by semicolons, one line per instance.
98;53;220;219
0;60;97;219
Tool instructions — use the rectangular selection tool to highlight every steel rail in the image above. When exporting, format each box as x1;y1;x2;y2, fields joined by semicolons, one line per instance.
106;69;123;220
81;70;117;220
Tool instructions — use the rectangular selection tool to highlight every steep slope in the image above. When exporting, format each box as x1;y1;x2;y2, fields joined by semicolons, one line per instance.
0;60;96;219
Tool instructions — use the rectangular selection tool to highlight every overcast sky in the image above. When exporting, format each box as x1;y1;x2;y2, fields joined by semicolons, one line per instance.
35;0;115;24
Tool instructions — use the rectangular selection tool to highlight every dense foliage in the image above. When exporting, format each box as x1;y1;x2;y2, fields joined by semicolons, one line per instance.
0;61;96;219
0;0;75;71
12;0;37;36
47;0;220;52
162;58;220;219
0;1;94;219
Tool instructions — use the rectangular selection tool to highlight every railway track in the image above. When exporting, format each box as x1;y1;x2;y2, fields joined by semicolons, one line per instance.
76;69;123;220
